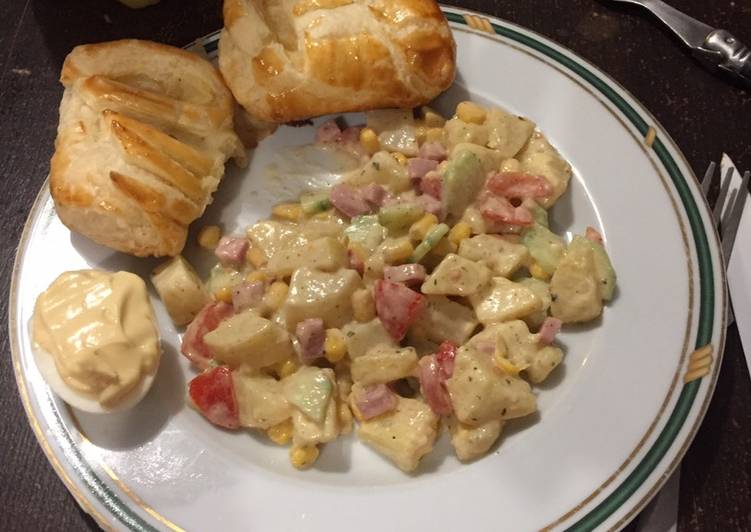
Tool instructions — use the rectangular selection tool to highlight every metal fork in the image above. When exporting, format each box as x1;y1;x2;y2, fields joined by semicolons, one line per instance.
701;161;750;263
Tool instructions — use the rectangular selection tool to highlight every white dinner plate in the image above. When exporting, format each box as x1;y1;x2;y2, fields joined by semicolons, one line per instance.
10;6;727;532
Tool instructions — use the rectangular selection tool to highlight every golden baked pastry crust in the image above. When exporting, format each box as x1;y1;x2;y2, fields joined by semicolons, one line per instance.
50;39;246;257
218;0;456;123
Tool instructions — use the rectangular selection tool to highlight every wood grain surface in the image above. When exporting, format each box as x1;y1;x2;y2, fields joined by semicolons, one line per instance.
1;1;749;530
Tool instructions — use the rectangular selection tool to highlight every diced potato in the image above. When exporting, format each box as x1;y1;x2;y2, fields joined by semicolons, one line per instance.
298;216;347;240
485;108;536;158
550;241;603;323
233;370;291;429
246;220;308;262
443;117;489;150
518;278;552;330
284;267;361;329
203;311;294;368
467;321;563;383
266;237;347;277
342;319;396;359
351;287;376;323
357;397;439;472
351;346;418;385
151;255;210;326
410;295;478;346
421;254;491;296
349;151;411;192
446;346;537;426
458;234;530;278
517;132;572;207
469;277;542;324
448;417;503;462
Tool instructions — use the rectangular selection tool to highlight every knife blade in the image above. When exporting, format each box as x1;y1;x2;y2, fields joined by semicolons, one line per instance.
721;154;751;375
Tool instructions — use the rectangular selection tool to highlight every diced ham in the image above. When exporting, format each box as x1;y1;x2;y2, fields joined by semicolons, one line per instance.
188;366;240;429
330;183;372;218
435;341;457;379
361;183;387;208
539;317;562;345
215;236;249;267
418;141;447;161
181;302;235;369
374;279;426;341
232;281;265;312
486;172;553;200
479;192;534;226
415;194;443;218
295;318;326;363
340;125;363;145
315;119;342;143
585;226;604;245
420;171;442;200
383;263;427;286
352;384;399;420
417;355;453;415
407;157;439;180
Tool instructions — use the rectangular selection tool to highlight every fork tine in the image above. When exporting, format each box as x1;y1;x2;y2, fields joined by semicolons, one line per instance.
721;170;751;262
713;166;734;223
702;161;717;197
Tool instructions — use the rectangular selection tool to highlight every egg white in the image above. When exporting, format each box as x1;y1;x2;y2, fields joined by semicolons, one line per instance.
29;320;160;414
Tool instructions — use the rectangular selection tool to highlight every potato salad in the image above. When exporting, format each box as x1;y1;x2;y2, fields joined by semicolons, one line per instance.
151;101;616;472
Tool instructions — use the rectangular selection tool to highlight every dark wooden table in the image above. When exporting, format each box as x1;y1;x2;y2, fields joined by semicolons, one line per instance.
1;1;749;530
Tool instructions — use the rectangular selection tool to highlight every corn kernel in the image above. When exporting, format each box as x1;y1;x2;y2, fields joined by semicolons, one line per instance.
246;245;267;269
290;445;319;469
425;127;444;143
267;419;293;445
324;328;347;363
197;225;222;249
529;262;550;281
456;101;487;124
351;288;376;322
409;213;439;242
264;281;289;312
421;106;446;128
391;152;407;165
275;358;298;379
494;355;523;376
430;237;456;257
214;286;233;303
383;239;414;264
360;128;380;155
245;270;269;284
271;203;303;222
448;222;472;246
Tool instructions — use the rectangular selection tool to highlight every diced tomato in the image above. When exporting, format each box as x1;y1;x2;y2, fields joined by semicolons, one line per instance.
374;280;426;341
585;226;604;245
435;341;457;379
417;355;453;416
188;366;239;429
486;172;553;199
181;302;234;369
479;192;534;226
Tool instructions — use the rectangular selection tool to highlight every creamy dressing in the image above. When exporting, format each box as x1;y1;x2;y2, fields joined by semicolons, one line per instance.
33;270;160;407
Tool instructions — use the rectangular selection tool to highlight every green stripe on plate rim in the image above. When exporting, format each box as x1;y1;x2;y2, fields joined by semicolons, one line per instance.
39;8;715;531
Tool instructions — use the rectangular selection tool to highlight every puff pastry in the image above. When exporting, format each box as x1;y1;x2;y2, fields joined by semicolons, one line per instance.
218;0;456;123
50;40;246;257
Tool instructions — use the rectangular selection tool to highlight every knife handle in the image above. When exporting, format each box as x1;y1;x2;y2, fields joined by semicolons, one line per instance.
700;29;751;87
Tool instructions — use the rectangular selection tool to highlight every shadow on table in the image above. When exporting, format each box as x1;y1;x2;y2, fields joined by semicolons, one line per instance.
30;0;222;66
